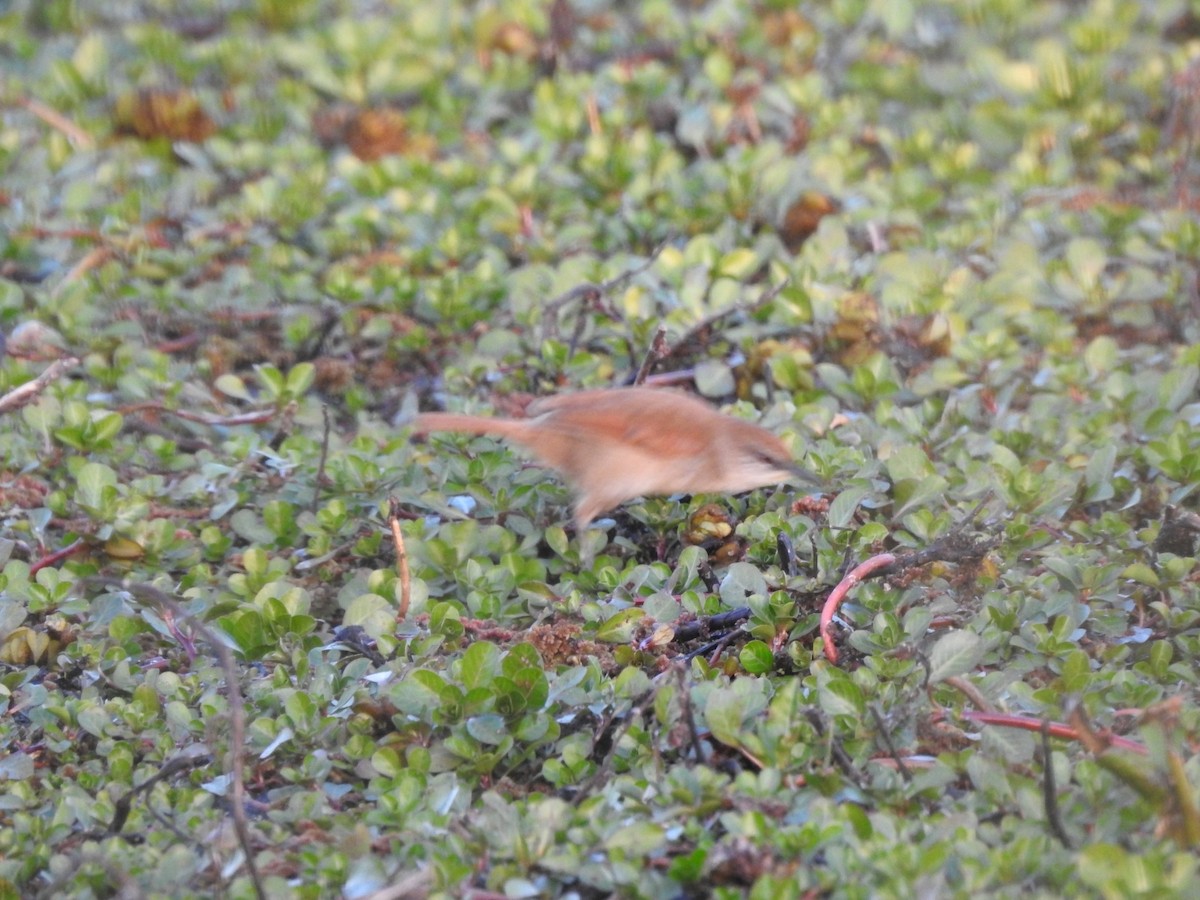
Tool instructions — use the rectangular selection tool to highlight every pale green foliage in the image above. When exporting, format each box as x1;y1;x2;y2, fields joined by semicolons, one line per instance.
1;0;1198;897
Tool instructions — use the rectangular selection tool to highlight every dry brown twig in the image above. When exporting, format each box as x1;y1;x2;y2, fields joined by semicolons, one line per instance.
539;243;668;342
80;578;267;900
361;869;435;900
1162;58;1200;208
388;498;412;620
941;675;995;713
658;278;791;364
118;400;277;427
17;96;95;149
632;325;669;385
569;683;661;805
312;404;332;514
1041;718;1074;849
0;356;80;415
54;246;114;294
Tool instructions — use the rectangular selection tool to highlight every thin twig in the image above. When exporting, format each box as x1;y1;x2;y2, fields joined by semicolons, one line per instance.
17;96;95;148
820;552;897;663
362;869;435;900
958;708;1147;755
54;246;114;294
80;578;266;900
673;606;751;644
803;708;864;787
865;221;888;254
632;325;669;385
705;628;743;667
660;278;790;363
570;686;659;805
389;499;412;620
312;404;331;514
540;243;668;339
103;749;213;838
118;401;276;427
942;675;996;713
34;854;139;900
0;356;80;415
821;531;1002;663
29;538;88;575
1041;719;1074;848
674;663;706;764
869;704;912;782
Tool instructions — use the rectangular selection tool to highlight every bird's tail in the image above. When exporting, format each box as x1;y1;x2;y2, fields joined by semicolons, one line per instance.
410;412;528;441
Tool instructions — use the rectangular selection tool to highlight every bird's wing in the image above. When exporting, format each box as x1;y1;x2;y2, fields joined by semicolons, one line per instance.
531;388;715;458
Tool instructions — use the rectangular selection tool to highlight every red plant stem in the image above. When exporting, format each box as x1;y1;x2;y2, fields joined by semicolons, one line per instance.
960;709;1148;755
820;552;897;663
30;538;87;575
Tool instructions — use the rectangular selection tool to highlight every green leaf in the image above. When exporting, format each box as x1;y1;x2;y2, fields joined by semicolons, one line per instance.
643;591;684;623
390;670;446;718
718;562;768;607
0;752;35;781
1084;443;1116;501
704;679;769;746
827;487;868;529
285;362;315;396
1060;649;1092;691
503;643;542;674
219;610;268;657
1121;563;1159;587
1158;366;1199;412
1147;640;1172;680
818;675;864;718
612;665;652;698
242;546;268;578
507;666;548;710
885;446;933;482
544;525;569;557
231;509;276;544
466;714;508;745
262;500;295;538
75;461;117;513
668;847;708;883
214;373;252;401
1083;336;1119;374
894;474;949;518
91;411;124;443
693;359;735;397
459;641;502;689
875;0;913;38
21;395;61;433
343;593;394;639
715;247;759;280
256;364;286;399
739;641;774;674
927;631;984;683
284;691;318;730
77;705;109;738
372;747;403;778
1064;236;1107;290
604;821;665;855
595;608;645;643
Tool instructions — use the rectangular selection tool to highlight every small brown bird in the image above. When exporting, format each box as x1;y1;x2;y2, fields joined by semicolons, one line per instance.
412;386;820;529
